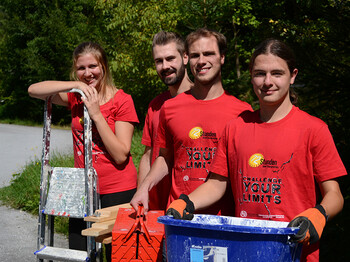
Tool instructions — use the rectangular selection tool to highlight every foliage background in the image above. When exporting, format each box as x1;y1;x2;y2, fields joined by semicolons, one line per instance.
0;0;349;261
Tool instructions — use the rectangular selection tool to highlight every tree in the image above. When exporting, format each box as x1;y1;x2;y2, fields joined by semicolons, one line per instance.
0;0;105;123
94;0;183;123
96;0;262;121
176;0;260;106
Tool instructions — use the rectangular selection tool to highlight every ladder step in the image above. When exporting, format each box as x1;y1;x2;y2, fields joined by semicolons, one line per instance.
35;246;88;262
44;167;86;218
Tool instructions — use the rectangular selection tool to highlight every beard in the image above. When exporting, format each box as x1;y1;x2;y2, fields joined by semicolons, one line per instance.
161;65;186;86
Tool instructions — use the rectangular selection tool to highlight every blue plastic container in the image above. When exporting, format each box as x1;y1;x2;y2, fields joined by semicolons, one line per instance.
158;215;301;262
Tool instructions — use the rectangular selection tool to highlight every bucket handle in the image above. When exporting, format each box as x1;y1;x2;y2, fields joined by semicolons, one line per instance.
122;205;152;243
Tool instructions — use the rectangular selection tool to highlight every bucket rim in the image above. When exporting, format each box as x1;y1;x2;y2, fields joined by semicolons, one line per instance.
158;215;299;235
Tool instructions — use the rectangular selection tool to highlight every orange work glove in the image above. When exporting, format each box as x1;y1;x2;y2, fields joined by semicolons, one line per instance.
166;194;195;220
288;204;328;245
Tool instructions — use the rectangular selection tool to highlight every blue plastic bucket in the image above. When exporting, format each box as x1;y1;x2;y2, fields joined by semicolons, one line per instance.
157;215;301;262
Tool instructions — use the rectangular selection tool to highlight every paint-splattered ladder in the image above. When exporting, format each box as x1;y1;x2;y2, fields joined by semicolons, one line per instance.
35;89;100;262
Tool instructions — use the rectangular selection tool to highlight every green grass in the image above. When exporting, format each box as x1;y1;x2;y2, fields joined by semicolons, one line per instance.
0;118;42;127
0;118;71;129
131;128;144;171
0;128;144;235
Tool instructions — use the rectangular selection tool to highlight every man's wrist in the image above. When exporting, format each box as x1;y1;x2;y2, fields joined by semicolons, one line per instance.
315;204;328;221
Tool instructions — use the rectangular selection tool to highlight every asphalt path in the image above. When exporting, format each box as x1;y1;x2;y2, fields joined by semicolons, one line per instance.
0;124;73;261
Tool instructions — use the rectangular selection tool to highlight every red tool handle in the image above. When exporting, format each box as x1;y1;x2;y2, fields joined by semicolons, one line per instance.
138;206;152;242
123;205;152;243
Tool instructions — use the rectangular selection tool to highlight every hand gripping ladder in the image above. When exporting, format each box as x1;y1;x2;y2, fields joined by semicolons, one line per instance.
35;89;100;261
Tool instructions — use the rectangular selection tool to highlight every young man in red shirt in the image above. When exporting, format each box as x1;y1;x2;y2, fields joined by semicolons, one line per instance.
167;39;346;262
131;28;252;215
138;31;193;211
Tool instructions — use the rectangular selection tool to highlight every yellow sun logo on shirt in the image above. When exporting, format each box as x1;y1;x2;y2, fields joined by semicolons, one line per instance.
189;127;203;139
249;153;265;167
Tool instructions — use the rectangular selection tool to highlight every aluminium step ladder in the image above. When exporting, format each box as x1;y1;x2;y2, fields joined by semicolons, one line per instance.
35;89;100;261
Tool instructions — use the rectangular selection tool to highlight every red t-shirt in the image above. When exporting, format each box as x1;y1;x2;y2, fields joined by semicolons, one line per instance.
210;106;347;261
157;90;252;215
141;90;172;210
68;90;139;195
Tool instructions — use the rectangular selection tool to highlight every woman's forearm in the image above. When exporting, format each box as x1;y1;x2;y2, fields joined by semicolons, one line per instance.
28;80;84;105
